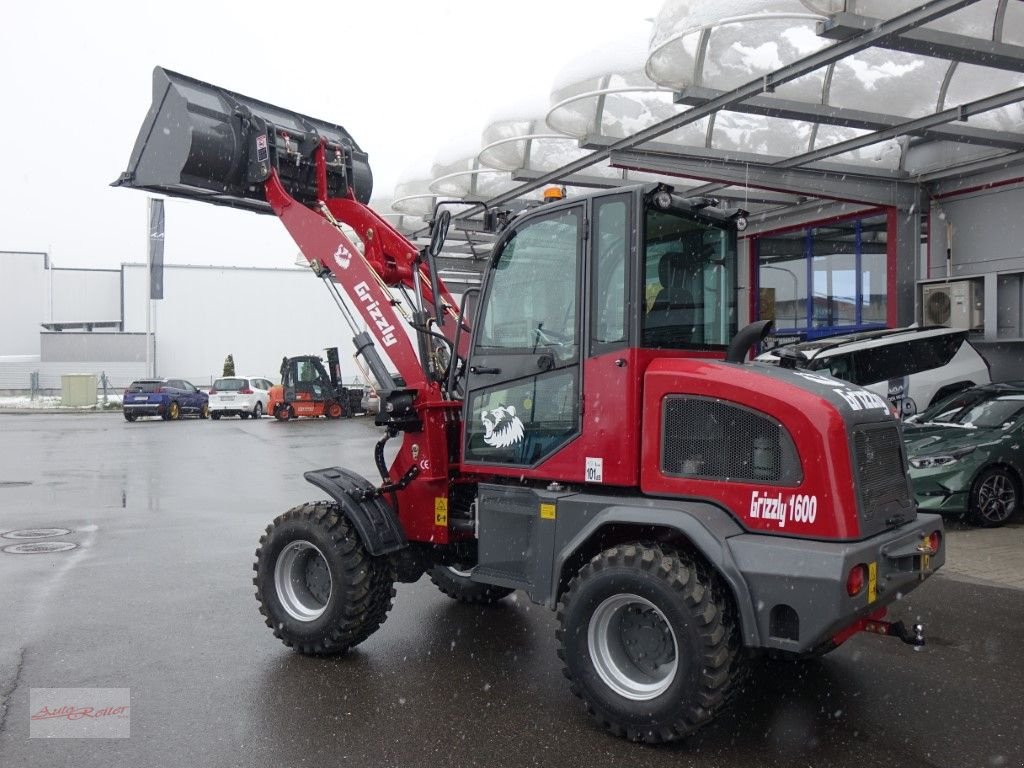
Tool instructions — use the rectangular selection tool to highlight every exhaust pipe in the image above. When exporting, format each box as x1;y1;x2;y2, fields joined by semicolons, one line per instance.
725;320;774;364
113;67;372;212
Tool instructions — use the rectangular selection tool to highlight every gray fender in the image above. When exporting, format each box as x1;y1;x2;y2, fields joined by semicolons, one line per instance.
304;467;406;556
551;499;759;647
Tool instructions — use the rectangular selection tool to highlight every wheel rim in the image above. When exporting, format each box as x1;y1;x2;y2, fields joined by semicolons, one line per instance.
254;403;263;418
977;472;1017;523
170;403;180;419
588;594;678;701
274;540;333;622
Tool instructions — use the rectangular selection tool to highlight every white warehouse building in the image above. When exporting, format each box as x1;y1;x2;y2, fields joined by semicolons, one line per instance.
0;250;388;393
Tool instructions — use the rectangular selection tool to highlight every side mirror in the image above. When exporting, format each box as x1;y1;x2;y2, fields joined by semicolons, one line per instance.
429;209;451;258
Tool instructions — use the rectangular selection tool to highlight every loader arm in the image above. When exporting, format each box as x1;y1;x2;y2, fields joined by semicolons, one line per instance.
115;66;465;545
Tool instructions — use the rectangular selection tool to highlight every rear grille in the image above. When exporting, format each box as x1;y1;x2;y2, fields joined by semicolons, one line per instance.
853;423;913;527
662;396;801;484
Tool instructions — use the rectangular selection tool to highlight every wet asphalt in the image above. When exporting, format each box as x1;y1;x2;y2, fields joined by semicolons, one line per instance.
0;413;1021;768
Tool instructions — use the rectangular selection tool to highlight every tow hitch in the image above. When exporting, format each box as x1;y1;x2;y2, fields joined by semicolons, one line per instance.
860;619;926;647
833;614;926;648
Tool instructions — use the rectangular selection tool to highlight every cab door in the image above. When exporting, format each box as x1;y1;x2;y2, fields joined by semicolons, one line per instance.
462;204;584;472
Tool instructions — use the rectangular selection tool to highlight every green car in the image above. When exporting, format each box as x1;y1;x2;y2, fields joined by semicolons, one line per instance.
904;382;1024;527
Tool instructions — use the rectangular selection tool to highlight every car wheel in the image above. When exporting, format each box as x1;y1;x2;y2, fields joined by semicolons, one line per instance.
428;565;514;604
253;402;264;419
253;502;396;654
558;543;743;743
240;412;250;420
164;401;181;421
211;412;221;421
200;403;209;419
968;466;1020;527
123;412;137;423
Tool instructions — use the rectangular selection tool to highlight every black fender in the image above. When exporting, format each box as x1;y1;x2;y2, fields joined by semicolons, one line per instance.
551;499;760;648
303;467;406;556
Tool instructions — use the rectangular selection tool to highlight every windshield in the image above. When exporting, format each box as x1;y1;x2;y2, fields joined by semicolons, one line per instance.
642;207;736;349
927;394;1024;429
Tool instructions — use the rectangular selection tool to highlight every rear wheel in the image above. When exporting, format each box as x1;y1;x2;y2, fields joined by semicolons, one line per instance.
253;502;396;654
211;412;221;420
325;401;343;419
253;402;263;419
968;466;1020;527
163;401;181;421
429;565;514;604
274;405;292;422
557;544;742;743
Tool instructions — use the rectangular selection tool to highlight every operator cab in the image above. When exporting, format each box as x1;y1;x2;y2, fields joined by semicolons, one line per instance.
461;184;744;484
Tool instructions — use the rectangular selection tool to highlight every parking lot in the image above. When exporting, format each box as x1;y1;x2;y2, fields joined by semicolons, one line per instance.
0;412;1022;767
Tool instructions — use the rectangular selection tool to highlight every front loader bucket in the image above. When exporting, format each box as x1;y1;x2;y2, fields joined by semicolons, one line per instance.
113;66;372;213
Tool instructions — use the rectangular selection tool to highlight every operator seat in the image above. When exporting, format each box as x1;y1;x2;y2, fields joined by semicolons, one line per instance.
645;251;699;346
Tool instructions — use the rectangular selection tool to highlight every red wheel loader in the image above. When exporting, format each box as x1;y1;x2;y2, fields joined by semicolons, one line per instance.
115;67;943;743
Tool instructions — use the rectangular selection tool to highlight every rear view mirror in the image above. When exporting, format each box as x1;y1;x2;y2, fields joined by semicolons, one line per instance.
429;210;451;258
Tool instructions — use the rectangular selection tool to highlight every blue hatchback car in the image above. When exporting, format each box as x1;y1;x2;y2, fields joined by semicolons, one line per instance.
122;378;208;422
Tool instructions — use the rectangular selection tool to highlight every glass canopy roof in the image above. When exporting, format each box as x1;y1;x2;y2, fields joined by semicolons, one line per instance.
374;0;1024;271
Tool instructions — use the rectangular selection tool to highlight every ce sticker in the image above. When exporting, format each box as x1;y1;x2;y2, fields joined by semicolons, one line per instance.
419;459;431;470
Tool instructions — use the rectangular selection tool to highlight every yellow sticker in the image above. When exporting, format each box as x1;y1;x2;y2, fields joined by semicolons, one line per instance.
867;561;878;603
539;503;556;520
434;497;448;526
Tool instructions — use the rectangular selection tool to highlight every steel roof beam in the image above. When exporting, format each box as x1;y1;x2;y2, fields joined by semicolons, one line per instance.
609;148;918;208
819;11;1024;73
676;86;1024;151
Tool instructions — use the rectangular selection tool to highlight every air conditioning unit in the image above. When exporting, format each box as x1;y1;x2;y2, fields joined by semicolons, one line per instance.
921;280;983;330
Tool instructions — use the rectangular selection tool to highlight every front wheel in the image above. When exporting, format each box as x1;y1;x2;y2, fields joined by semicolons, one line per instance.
163;401;181;421
557;544;742;743
253;502;396;654
325;401;343;419
429;565;514;604
200;403;209;419
969;466;1020;527
123;412;137;423
274;404;292;422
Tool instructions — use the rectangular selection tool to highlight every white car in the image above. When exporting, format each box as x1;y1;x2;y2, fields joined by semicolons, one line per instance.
755;326;991;418
208;376;274;420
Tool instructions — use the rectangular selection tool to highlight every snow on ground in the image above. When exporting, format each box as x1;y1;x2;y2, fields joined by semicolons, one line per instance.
0;394;123;409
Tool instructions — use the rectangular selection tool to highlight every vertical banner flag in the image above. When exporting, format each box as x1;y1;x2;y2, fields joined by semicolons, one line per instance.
149;199;165;300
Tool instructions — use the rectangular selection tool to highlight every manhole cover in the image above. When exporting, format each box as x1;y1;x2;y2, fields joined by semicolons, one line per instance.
2;542;78;555
1;528;71;540
0;481;32;488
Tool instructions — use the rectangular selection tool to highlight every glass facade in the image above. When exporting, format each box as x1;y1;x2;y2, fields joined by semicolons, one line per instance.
756;214;888;338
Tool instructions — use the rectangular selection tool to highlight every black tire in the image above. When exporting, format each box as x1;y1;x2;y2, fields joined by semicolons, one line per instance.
557;543;742;743
123;412;137;422
253;501;396;654
428;565;514;604
210;412;221;420
163;401;181;421
253;402;263;419
968;466;1020;527
274;405;291;422
240;412;250;420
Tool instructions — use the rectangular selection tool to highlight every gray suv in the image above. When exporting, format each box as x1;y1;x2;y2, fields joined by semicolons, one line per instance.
756;326;991;418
